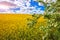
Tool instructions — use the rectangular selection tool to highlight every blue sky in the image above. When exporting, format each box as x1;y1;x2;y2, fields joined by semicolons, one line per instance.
0;0;45;13
11;0;45;13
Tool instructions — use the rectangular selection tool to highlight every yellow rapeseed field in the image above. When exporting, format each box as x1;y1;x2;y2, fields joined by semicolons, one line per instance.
0;14;47;40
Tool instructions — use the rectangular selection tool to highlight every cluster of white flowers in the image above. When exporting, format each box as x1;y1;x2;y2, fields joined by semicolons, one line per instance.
43;0;57;3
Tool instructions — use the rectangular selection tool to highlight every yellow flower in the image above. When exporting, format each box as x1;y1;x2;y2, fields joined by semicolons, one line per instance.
37;16;46;23
35;16;47;28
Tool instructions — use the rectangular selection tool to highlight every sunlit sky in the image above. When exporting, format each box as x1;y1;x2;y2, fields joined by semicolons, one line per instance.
0;0;50;13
